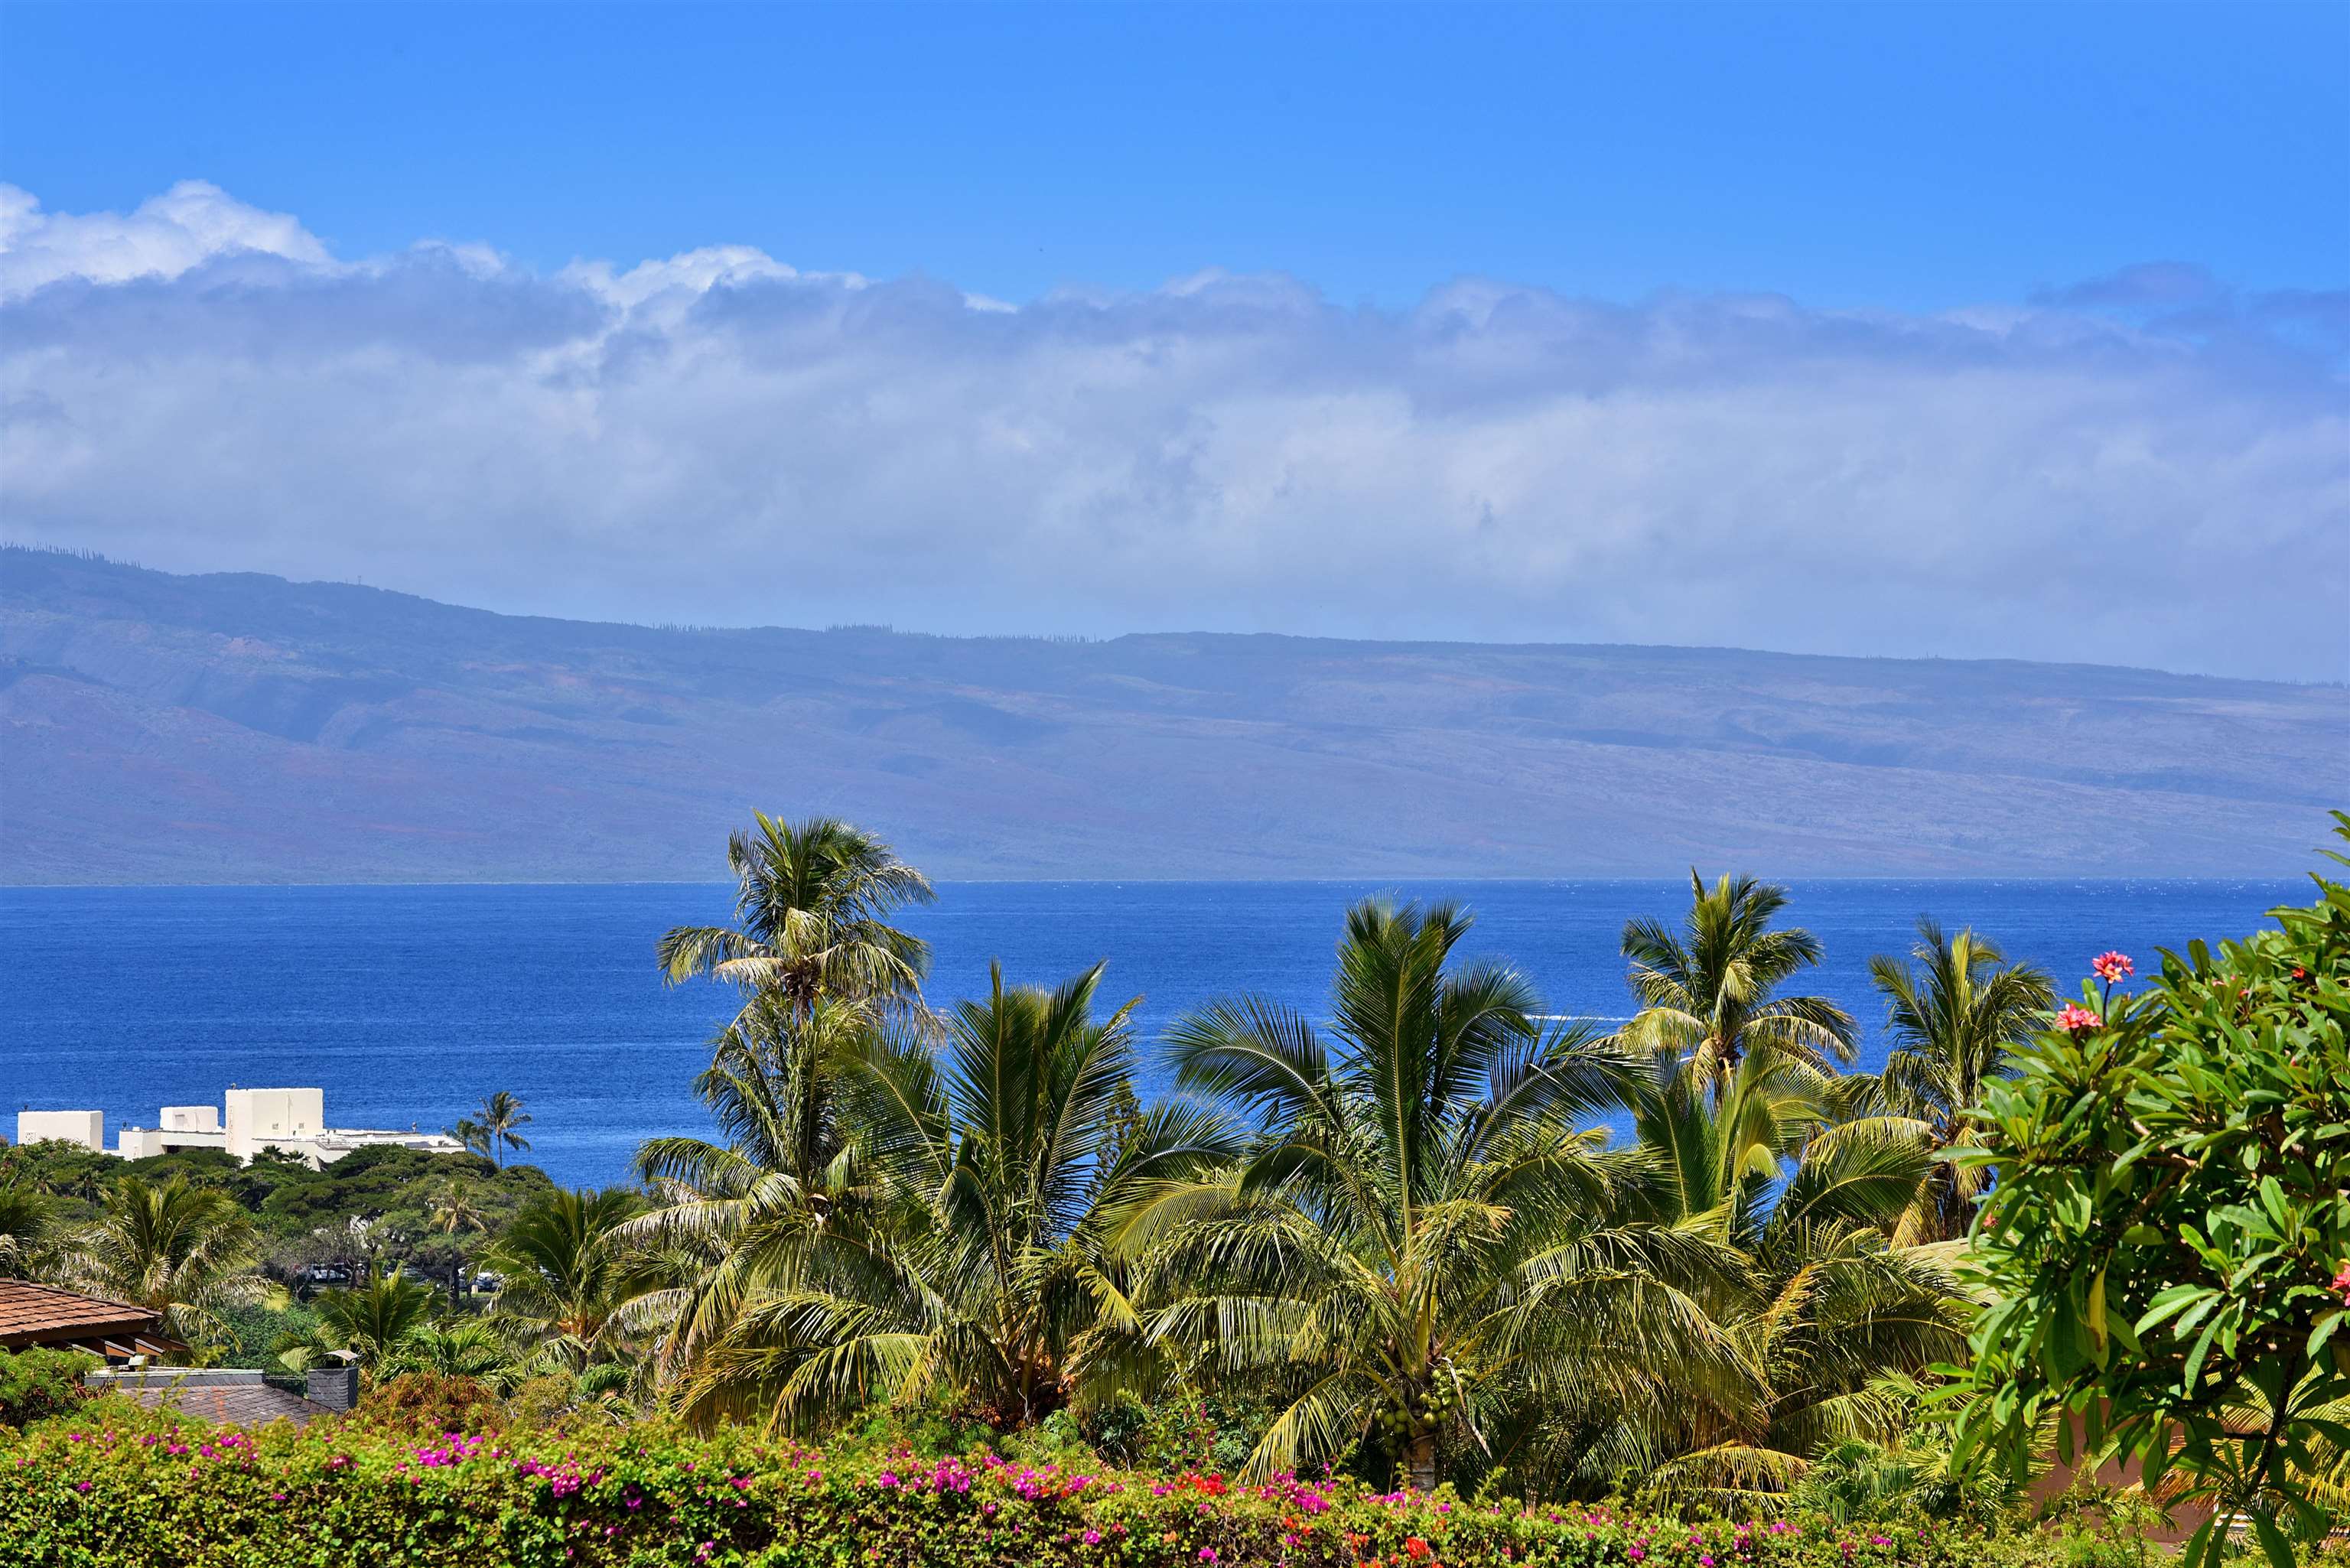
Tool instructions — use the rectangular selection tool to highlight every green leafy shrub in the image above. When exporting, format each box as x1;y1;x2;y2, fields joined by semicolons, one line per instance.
1952;815;2350;1566
216;1299;317;1369
1083;1391;1281;1476
0;1346;95;1427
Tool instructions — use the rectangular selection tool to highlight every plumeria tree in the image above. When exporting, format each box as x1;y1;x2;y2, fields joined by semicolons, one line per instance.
1952;815;2350;1566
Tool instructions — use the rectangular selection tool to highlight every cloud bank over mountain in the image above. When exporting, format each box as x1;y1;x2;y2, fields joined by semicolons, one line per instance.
3;181;2343;679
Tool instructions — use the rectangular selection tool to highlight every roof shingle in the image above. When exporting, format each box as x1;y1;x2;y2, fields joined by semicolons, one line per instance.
0;1279;164;1348
85;1369;337;1430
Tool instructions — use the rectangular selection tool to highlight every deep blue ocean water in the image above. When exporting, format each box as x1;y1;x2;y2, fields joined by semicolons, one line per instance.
0;879;2308;1187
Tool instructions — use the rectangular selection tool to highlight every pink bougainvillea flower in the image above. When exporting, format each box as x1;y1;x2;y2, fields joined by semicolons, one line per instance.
2092;951;2134;983
2333;1261;2350;1307
2055;1004;2101;1035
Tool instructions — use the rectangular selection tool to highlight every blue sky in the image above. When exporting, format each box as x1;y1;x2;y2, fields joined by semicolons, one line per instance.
5;2;2344;310
1;2;2344;678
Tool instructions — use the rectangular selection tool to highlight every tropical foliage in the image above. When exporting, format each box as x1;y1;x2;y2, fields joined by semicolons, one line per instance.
1644;1064;1970;1506
1138;898;1727;1492
7;809;2346;1558
483;1187;646;1373
60;1175;268;1348
642;961;1238;1433
0;1179;50;1278
308;1264;438;1365
1844;922;2053;1244
0;1141;553;1328
0;1347;93;1427
1951;813;2350;1568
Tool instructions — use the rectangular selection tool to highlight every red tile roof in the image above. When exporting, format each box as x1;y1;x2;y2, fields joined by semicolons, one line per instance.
0;1279;164;1348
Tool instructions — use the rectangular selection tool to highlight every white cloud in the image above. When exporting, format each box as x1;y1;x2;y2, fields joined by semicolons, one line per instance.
2;181;2343;679
0;181;334;297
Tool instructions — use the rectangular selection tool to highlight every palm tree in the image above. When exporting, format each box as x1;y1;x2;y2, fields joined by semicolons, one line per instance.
640;991;876;1198
0;1179;50;1279
313;1264;437;1365
629;817;934;1403
660;961;1236;1433
1834;919;2053;1244
483;1188;643;1367
1140;899;1749;1491
473;1092;532;1168
427;1173;490;1309
1619;871;1857;1100
621;992;883;1384
445;1118;492;1160
1613;1049;1974;1509
1842;926;2049;1241
67;1175;266;1350
382;1318;510;1383
658;814;934;1025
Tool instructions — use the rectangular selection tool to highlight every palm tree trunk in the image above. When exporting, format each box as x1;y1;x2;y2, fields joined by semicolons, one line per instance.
1405;1431;1437;1493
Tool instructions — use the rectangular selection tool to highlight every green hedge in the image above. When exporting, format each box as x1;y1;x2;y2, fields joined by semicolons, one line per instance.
0;1399;2062;1568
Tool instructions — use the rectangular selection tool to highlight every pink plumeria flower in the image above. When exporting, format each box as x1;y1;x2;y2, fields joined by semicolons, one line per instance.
2055;1003;2101;1035
2092;951;2134;984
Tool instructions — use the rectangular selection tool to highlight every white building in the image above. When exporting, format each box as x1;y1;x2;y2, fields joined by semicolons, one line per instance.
115;1105;227;1160
28;1090;467;1169
225;1087;326;1161
14;1108;104;1152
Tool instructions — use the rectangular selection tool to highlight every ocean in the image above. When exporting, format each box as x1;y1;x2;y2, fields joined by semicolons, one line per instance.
0;878;2308;1187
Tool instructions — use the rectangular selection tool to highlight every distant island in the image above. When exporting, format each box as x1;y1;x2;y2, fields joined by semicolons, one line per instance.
2;545;2342;883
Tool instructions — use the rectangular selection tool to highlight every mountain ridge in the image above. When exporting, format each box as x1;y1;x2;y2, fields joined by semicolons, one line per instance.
5;546;2342;883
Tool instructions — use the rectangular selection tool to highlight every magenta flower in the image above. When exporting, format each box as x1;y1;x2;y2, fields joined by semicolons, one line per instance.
2333;1261;2350;1306
2092;951;2134;984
